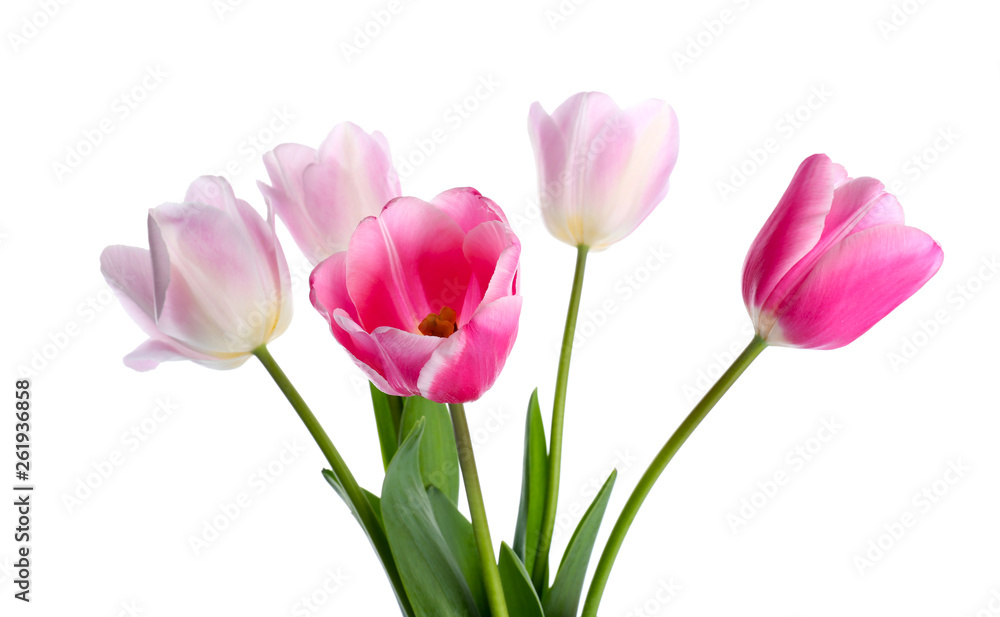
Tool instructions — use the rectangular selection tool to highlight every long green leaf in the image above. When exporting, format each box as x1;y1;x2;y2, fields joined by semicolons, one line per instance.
321;468;403;613
427;486;489;617
543;470;617;617
498;542;545;617
370;383;401;469
513;389;549;578
399;395;460;503
382;420;480;617
322;469;384;530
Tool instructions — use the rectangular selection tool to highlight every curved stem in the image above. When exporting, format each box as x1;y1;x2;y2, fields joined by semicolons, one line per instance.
449;403;509;617
533;244;589;587
253;346;414;617
580;335;768;617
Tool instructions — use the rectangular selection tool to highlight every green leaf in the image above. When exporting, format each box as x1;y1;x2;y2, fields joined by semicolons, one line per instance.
322;469;384;531
513;389;549;577
427;486;489;617
543;470;617;617
498;542;545;617
382;420;481;617
370;383;405;469
322;468;408;615
399;395;460;504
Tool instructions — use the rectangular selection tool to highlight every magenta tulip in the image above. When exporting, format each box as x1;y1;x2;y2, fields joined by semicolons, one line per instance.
310;187;521;403
527;91;679;250
742;154;943;349
101;176;293;370
259;122;401;264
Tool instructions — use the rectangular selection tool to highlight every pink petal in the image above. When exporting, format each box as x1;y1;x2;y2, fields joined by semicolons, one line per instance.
549;92;622;150
742;154;847;323
767;225;944;349
100;245;222;370
101;245;158;330
124;339;245;371
417;295;523;403
371;327;445;394
461;220;518;304
184;176;242;218
310;254;405;394
316;123;400;198
430;187;507;231
309;252;360;324
582;100;679;249
333;310;411;396
345;197;472;333
261;143;325;259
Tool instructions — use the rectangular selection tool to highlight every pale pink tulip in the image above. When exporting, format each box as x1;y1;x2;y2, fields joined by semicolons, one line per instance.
101;176;293;370
259;122;400;264
310;187;521;403
742;154;943;349
527;92;679;250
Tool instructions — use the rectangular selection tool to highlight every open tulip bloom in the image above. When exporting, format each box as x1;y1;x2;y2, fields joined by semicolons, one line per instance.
102;98;943;617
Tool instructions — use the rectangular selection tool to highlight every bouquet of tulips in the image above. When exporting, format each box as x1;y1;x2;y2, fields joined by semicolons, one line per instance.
100;91;943;617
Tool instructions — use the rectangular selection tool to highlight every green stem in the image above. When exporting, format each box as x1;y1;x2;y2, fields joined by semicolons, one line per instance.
580;335;768;617
253;346;414;617
533;244;589;587
449;403;509;617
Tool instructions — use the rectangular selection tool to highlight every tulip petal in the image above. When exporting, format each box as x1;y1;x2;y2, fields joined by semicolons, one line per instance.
767;225;943;349
743;154;847;323
101;245;158;330
583;101;679;249
549;92;622;151
261;143;326;260
310;252;360;324
371;327;445;393
184;176;242;217
431;187;508;230
346;197;472;333
462;220;515;301
124;339;245;371
101;245;230;370
311;253;413;395
333;310;411;396
528;102;575;245
417;295;523;403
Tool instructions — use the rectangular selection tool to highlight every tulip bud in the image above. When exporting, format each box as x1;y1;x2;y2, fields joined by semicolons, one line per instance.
527;92;679;250
259;122;401;265
101;176;293;370
742;154;943;349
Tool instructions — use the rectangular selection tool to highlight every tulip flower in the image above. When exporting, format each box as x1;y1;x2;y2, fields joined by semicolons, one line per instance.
742;154;943;349
101;176;293;370
527;91;679;250
259;122;401;264
310;187;521;404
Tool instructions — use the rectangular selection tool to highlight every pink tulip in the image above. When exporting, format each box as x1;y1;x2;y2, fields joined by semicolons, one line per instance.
101;176;293;370
259;122;401;264
742;154;943;350
527;91;679;250
310;187;521;403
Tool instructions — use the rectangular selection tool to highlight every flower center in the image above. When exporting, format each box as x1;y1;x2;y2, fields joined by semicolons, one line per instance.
418;306;458;338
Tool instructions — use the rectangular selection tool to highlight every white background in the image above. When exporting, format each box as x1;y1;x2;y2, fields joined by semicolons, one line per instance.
3;0;999;615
